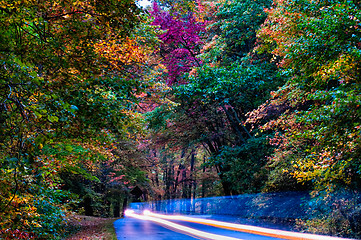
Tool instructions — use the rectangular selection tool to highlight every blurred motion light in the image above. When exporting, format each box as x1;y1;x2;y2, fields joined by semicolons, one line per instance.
124;209;135;216
126;210;243;240
143;211;352;240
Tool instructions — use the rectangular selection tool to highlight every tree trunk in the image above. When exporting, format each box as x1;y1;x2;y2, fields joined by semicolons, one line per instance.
217;165;233;196
84;196;93;216
113;200;120;218
121;197;128;217
188;151;195;199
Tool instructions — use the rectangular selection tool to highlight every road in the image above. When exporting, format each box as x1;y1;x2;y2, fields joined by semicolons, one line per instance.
114;211;351;240
114;217;199;240
113;211;285;240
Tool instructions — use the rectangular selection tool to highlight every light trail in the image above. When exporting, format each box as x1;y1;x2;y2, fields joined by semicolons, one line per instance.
125;210;244;240
143;210;354;240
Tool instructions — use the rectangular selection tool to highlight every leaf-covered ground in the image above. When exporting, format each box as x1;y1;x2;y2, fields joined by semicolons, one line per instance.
65;215;118;240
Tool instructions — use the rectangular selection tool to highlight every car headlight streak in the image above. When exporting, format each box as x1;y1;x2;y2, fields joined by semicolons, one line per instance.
126;210;353;240
125;209;243;240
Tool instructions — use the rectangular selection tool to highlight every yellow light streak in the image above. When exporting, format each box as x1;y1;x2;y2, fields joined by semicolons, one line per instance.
143;210;354;240
125;210;244;240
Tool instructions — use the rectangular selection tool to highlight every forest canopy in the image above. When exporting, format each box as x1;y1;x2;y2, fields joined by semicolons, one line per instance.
0;0;360;238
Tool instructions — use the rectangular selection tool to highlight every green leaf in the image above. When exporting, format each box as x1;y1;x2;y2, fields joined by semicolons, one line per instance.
65;145;73;152
47;115;59;123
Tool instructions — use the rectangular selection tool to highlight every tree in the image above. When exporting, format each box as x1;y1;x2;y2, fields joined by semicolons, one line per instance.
150;1;205;85
257;0;361;193
253;0;361;236
0;0;148;238
172;61;281;195
145;0;282;196
206;0;273;64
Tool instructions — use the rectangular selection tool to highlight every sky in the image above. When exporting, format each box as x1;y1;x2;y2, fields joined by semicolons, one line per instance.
137;0;152;8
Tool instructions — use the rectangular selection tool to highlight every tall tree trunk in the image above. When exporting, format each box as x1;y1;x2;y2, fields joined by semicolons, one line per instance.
121;197;128;217
174;164;183;199
182;168;187;199
217;165;233;196
113;199;120;218
201;156;206;214
188;151;195;199
84;196;93;216
201;155;206;199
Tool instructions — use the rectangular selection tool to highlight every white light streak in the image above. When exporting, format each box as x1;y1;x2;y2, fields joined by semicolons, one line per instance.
143;211;354;240
125;210;244;240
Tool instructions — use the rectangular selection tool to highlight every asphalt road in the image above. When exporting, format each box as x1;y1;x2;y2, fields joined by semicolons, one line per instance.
113;215;284;240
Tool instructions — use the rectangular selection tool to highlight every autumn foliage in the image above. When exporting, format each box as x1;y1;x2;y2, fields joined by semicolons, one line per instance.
150;1;205;85
1;0;361;238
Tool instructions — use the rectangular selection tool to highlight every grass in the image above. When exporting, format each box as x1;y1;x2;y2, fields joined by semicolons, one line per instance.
65;215;118;240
